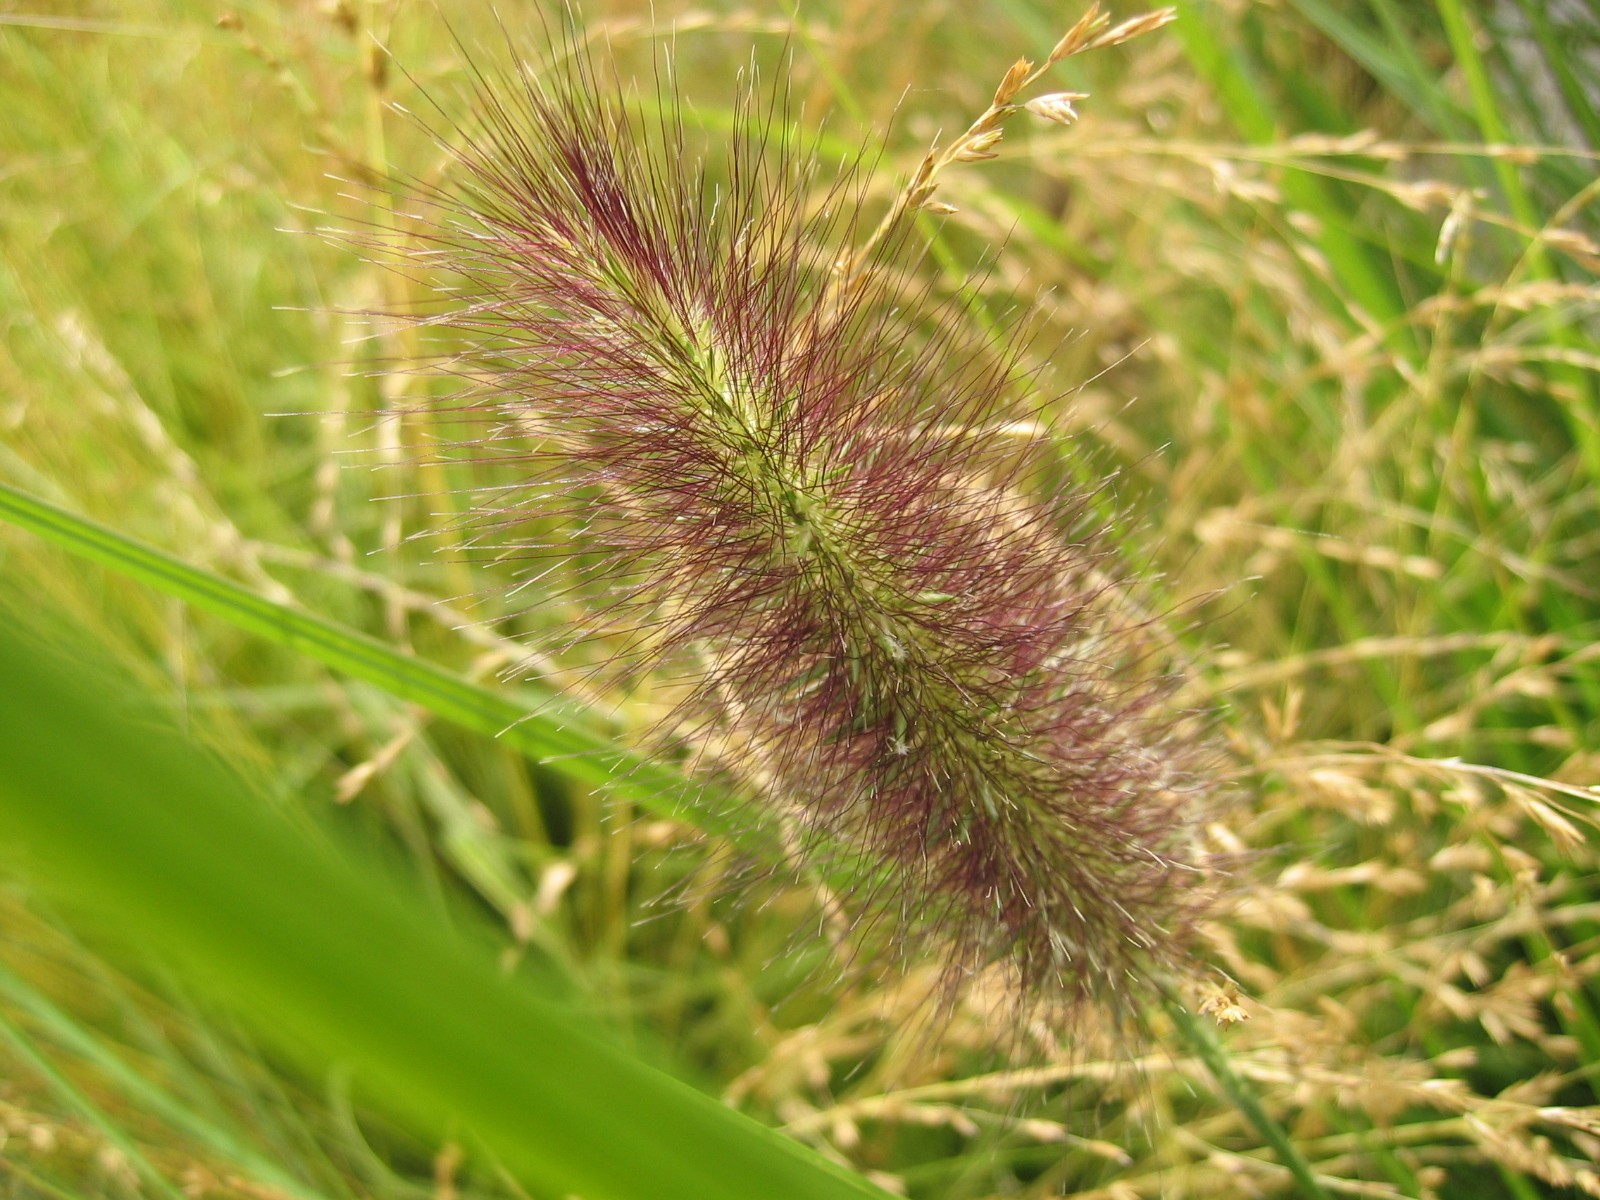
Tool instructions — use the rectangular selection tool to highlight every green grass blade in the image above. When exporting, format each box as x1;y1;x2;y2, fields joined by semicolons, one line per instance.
0;1003;189;1200
0;958;337;1200
0;482;769;853
0;625;891;1200
1161;989;1333;1200
0;1158;101;1200
1291;0;1468;137
1433;0;1600;478
1514;0;1600;148
1172;0;1410;338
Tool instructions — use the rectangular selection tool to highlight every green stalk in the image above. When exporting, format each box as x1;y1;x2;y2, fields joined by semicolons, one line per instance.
1434;0;1600;480
0;1004;189;1200
0;958;336;1200
0;482;772;855
0;624;893;1200
1161;986;1333;1200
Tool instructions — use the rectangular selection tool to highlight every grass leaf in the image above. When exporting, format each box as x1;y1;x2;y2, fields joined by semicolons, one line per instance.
0;482;773;855
0;623;891;1200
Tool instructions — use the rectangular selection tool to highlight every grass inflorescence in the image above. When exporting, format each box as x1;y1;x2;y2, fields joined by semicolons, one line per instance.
1;1;1597;1197
382;8;1219;1014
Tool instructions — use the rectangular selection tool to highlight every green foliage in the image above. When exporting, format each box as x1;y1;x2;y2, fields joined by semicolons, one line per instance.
0;624;888;1200
1;1;1596;1198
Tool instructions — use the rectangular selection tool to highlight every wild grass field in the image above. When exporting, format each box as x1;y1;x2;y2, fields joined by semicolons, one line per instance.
1;0;1597;1197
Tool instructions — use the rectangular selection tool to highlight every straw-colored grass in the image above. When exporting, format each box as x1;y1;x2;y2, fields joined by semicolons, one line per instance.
1;1;1595;1197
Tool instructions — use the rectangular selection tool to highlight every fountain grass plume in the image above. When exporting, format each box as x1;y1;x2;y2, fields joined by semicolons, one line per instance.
387;6;1220;1015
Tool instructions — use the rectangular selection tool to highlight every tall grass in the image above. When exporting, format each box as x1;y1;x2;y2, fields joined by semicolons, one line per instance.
1;1;1596;1198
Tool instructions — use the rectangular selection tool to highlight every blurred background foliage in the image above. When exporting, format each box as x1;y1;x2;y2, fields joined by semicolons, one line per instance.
0;0;1597;1197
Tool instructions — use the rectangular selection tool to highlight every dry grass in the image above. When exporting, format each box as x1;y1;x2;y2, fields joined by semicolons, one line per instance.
0;0;1595;1197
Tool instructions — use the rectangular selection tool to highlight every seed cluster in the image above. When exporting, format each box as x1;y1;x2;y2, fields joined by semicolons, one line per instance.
397;30;1215;1011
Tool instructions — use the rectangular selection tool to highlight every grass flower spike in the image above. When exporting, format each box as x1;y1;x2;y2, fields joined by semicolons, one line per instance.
396;10;1217;1014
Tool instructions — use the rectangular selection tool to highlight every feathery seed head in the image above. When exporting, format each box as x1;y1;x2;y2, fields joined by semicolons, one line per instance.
394;18;1218;1017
